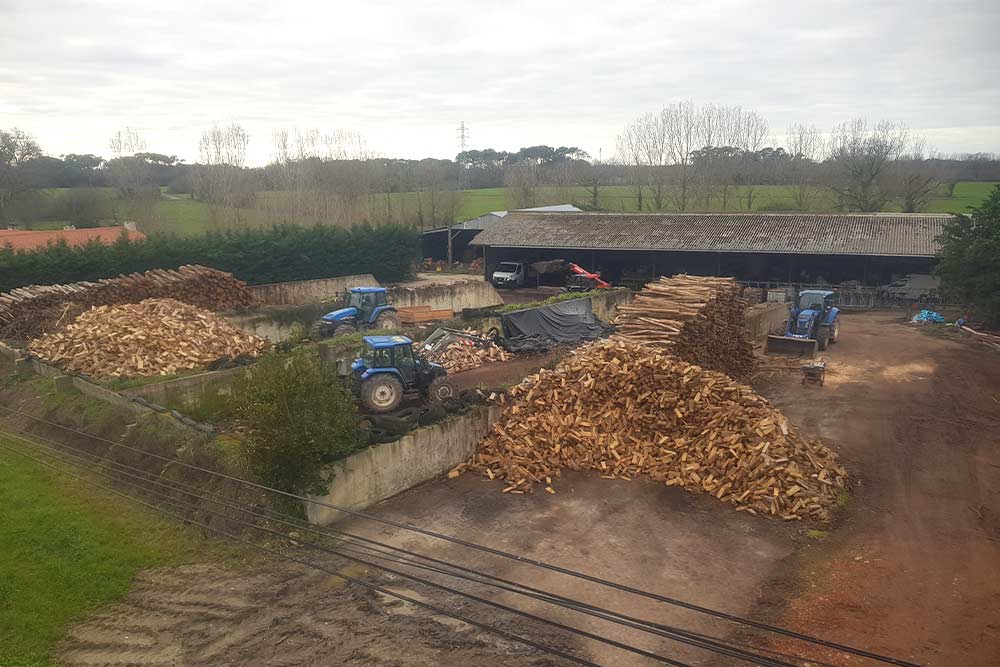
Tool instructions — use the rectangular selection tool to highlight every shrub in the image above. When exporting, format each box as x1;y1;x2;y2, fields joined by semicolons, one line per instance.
0;223;420;291
229;348;361;495
937;184;1000;326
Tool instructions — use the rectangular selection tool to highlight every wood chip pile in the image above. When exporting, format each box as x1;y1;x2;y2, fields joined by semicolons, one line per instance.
0;265;253;342
426;339;510;373
466;340;847;521
614;274;754;378
28;298;267;378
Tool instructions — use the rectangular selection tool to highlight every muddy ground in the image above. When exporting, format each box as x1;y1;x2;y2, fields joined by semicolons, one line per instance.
43;312;1000;666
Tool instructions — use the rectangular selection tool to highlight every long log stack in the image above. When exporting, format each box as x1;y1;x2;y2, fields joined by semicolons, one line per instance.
464;340;847;521
0;266;253;342
28;298;267;378
613;274;754;378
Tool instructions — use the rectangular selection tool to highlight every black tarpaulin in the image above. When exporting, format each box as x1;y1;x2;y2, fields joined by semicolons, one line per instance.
500;298;611;344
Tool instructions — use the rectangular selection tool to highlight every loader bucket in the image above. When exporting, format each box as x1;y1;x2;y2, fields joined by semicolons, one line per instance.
765;335;817;358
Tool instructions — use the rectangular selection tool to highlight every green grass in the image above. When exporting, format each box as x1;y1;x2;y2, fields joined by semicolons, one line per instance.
0;433;215;667
16;181;997;238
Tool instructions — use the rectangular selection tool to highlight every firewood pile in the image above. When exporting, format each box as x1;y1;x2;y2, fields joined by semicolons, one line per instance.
613;274;754;378
28;298;267;378
0;265;253;342
426;338;510;373
464;340;847;521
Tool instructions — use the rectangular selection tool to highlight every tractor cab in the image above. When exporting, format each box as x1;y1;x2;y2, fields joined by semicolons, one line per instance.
797;290;834;314
766;289;841;356
351;335;455;413
345;287;389;322
313;286;400;339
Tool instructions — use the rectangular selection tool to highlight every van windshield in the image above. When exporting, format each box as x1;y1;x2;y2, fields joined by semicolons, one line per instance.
496;263;519;272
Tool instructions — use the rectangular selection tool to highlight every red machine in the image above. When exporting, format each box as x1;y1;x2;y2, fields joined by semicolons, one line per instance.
565;263;611;291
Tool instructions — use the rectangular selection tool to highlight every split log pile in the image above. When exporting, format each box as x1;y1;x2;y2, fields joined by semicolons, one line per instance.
28;298;267;378
426;338;510;373
398;305;455;323
0;265;253;342
465;340;847;521
613;274;754;378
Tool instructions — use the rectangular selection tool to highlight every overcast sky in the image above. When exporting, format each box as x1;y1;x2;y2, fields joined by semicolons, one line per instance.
2;0;998;165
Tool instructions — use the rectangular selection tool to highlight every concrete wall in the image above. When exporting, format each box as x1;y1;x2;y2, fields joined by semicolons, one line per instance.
229;279;504;343
588;288;633;320
387;279;502;313
307;405;501;525
248;274;378;306
121;365;248;408
744;302;790;342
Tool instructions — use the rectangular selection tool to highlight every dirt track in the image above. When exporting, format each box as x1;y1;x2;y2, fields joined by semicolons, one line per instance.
758;312;1000;667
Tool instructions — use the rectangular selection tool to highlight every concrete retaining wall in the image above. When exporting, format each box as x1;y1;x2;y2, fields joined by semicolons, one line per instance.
744;302;790;342
248;274;378;306
229;279;504;343
306;405;501;525
387;279;502;313
121;366;248;408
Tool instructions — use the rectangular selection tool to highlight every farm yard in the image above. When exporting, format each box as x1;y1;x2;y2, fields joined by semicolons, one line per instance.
1;263;998;667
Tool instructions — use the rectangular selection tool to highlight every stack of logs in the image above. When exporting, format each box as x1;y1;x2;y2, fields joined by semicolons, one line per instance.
28;298;267;378
613;274;754;378
464;339;847;521
0;265;253;342
426;339;510;373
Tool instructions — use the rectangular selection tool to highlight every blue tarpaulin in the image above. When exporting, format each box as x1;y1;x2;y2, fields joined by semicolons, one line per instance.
912;309;945;323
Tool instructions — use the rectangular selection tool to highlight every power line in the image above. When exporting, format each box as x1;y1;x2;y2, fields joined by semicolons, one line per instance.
1;430;814;667
0;405;923;667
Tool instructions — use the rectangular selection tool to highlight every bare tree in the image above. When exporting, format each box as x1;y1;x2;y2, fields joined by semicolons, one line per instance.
786;124;824;210
505;161;539;209
196;122;251;221
616;110;670;210
828;118;908;211
0;127;43;221
107;127;155;220
893;137;939;213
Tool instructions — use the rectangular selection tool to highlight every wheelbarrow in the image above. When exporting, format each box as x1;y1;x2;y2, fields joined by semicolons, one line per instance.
801;360;826;386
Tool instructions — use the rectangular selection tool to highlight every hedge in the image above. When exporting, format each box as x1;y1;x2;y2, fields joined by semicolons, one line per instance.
0;224;420;292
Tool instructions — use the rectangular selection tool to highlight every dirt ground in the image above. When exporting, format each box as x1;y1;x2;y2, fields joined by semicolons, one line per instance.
755;312;1000;667
50;311;1000;666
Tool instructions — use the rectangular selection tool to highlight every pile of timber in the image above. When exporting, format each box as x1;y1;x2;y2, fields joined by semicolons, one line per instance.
28;298;267;378
464;340;847;521
398;305;454;324
426;338;510;373
613;274;754;378
0;265;253;342
960;325;1000;352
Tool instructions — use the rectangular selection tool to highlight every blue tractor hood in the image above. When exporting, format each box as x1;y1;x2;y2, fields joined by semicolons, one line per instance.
322;306;358;322
789;309;820;338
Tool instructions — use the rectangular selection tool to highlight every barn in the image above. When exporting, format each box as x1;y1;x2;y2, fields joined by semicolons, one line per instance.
470;211;950;287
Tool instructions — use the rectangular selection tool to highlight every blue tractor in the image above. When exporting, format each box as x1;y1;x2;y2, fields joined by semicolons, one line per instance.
766;289;841;357
312;286;401;339
351;335;456;413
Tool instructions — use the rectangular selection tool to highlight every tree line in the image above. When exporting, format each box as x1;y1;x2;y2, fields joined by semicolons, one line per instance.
3;110;1000;228
0;223;419;292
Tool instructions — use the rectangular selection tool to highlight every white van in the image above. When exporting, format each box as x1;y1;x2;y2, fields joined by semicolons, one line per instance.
879;274;941;302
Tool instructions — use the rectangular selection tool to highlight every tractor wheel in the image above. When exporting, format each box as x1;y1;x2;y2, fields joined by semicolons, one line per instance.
310;321;331;339
360;375;403;413
427;376;456;404
817;328;830;351
333;323;356;337
830;320;841;343
375;312;401;330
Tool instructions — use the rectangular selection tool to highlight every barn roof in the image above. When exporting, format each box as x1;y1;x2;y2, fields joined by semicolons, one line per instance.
469;212;950;257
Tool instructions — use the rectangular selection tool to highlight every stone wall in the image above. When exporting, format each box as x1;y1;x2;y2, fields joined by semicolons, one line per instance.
248;274;378;306
386;279;502;313
121;365;248;410
306;405;500;525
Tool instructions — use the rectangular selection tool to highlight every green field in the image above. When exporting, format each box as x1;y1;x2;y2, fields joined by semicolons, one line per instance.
0;433;212;667
17;181;998;238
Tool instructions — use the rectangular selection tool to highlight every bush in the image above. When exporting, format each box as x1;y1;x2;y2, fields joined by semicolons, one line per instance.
937;184;1000;326
230;348;361;495
0;223;420;291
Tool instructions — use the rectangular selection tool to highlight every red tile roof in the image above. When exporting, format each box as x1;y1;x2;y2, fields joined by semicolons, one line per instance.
0;227;145;251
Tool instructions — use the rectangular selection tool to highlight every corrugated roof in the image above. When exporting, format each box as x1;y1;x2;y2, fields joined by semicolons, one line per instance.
0;226;145;251
470;212;950;257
